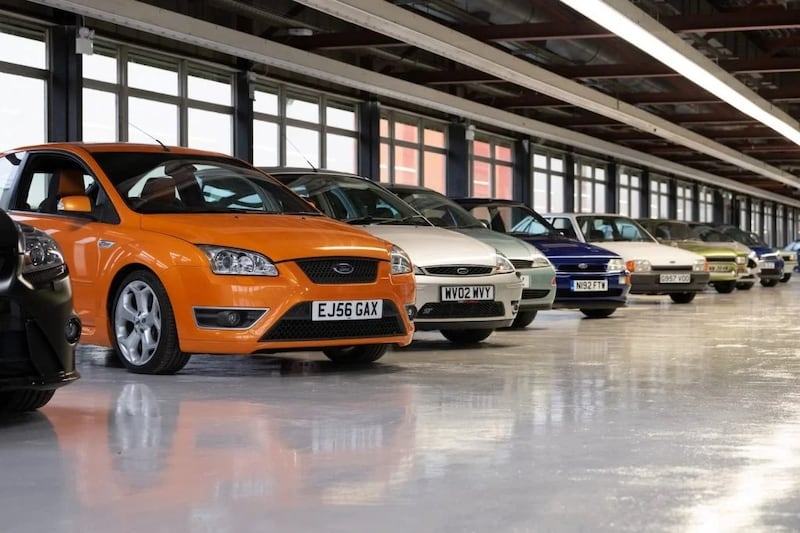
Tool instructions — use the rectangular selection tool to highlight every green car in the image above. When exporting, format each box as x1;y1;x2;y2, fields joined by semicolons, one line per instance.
638;219;749;293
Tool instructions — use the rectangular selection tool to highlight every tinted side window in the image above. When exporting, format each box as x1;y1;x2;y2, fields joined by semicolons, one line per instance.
0;153;22;208
551;217;577;239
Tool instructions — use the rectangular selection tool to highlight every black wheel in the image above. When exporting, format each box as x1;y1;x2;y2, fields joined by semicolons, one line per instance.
111;270;190;375
714;281;736;294
0;389;55;413
508;311;537;329
323;344;388;364
440;328;494;344
760;278;779;287
736;282;753;291
581;308;616;319
669;292;696;304
781;273;792;283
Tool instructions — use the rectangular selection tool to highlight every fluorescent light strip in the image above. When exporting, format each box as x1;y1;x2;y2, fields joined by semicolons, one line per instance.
560;0;800;146
26;0;800;207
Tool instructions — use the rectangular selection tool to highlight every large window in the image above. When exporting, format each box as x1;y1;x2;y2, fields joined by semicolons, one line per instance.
751;200;762;236
698;186;714;223
379;111;446;192
776;205;785;246
618;167;641;217
649;176;670;218
470;134;513;199
0;25;47;149
676;182;693;221
739;197;749;231
532;150;565;212
789;208;797;243
574;158;606;213
763;202;774;246
82;43;234;154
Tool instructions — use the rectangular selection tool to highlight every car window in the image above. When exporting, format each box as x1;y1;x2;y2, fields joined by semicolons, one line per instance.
550;217;577;240
469;206;493;229
578;216;652;242
394;190;482;229
0;153;21;204
14;154;101;216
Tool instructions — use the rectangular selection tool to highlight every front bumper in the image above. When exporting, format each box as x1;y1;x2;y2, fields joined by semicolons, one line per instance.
552;270;630;310
413;271;523;331
0;267;80;393
629;270;710;294
168;262;416;354
516;266;556;311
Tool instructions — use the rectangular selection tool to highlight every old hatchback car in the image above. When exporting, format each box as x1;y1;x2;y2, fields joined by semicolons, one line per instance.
781;239;800;278
0;144;416;373
454;198;630;319
688;223;758;290
637;218;749;294
714;225;784;287
387;184;555;328
266;169;524;344
546;213;710;304
0;209;80;412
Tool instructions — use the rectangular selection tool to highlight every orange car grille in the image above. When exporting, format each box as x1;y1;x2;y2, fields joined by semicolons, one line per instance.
417;301;504;319
296;258;378;284
260;300;405;342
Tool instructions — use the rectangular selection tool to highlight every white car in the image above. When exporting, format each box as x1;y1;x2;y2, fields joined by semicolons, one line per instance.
546;213;710;304
268;169;524;344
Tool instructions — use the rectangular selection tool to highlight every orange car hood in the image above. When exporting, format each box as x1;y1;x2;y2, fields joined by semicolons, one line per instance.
139;214;391;262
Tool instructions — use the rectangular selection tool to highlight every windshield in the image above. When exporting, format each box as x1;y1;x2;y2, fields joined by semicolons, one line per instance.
640;220;692;240
390;188;484;229
691;225;734;243
577;215;655;243
722;227;765;247
463;203;559;237
269;172;431;226
92;153;316;215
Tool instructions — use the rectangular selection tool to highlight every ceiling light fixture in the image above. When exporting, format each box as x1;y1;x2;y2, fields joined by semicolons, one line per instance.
559;0;800;147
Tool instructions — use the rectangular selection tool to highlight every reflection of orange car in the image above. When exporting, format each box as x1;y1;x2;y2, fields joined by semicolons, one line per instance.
0;144;415;373
44;381;415;526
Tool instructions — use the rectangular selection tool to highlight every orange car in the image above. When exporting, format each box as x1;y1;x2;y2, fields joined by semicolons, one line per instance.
0;144;416;374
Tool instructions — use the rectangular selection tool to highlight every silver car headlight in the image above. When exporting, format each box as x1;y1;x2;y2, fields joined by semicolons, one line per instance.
19;223;66;282
786;252;797;262
494;252;515;274
390;245;413;275
692;259;708;272
606;258;624;272
532;256;551;268
199;245;278;276
625;259;651;273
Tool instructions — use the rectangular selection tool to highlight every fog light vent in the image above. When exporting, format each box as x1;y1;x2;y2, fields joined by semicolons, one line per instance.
65;317;81;344
194;307;268;329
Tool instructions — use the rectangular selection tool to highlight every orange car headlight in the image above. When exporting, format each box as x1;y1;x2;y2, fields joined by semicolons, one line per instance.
198;245;278;276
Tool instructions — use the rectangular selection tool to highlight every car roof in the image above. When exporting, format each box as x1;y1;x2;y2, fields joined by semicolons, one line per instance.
1;142;232;158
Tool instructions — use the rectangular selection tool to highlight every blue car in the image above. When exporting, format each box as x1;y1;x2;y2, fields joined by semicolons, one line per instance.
715;225;785;287
389;187;628;318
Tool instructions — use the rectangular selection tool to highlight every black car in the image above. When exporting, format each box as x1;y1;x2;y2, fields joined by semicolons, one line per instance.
0;209;80;413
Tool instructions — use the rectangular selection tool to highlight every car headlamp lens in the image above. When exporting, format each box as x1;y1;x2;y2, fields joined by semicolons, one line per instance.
494;252;515;274
606;258;624;272
19;223;66;282
390;245;413;275
735;255;747;265
532;256;551;268
625;259;651;273
693;259;708;272
199;245;278;276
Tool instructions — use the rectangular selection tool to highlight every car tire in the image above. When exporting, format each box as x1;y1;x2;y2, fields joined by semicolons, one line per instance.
112;270;190;375
736;282;753;291
507;311;537;329
714;281;736;294
440;328;494;344
580;308;616;319
0;389;55;413
323;344;388;364
781;273;792;283
669;292;696;304
760;278;779;287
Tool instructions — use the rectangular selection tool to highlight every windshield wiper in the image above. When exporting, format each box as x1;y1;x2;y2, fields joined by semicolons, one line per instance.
377;214;430;225
345;216;387;225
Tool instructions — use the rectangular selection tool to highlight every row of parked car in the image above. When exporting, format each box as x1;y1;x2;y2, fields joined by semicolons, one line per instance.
1;142;796;412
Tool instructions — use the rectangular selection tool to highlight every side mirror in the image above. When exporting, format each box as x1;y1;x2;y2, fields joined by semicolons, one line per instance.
478;218;490;228
58;195;92;214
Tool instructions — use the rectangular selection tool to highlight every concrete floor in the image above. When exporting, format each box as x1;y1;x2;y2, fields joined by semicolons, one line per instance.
3;282;800;532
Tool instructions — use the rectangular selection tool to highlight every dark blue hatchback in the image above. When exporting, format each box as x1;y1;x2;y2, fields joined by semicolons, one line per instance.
454;199;630;317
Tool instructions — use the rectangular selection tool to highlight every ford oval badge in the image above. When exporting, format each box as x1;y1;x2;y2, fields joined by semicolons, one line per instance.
456;267;470;275
333;262;355;275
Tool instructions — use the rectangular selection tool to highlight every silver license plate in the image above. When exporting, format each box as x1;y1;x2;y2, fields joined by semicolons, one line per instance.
659;273;691;284
440;285;495;301
571;279;608;292
312;300;383;321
